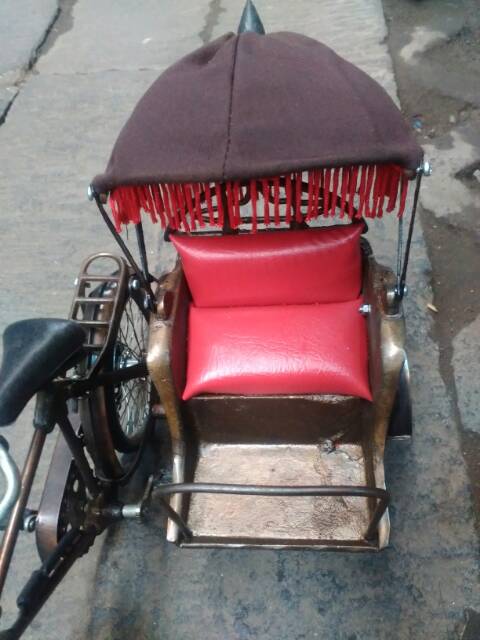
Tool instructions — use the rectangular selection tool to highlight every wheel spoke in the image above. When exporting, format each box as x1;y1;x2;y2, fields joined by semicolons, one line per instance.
125;300;143;355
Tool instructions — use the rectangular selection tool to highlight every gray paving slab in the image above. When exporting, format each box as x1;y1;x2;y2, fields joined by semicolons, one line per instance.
37;0;210;74
396;9;480;109
453;314;480;434
0;70;158;331
0;69;159;638
421;123;480;225
0;1;478;639
0;87;17;122
211;0;399;102
0;0;59;120
0;0;59;83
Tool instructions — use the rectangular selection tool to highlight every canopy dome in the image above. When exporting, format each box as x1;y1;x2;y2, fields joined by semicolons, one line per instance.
92;31;422;194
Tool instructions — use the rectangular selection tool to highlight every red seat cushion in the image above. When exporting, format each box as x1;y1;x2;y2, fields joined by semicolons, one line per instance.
172;224;363;307
183;298;372;401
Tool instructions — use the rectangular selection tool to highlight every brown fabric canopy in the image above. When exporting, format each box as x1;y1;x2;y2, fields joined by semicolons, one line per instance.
92;31;423;194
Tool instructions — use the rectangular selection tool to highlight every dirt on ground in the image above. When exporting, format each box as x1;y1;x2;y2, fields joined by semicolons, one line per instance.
383;0;480;549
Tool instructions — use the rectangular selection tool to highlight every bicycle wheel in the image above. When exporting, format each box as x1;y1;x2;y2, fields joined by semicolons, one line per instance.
78;271;154;481
103;292;153;452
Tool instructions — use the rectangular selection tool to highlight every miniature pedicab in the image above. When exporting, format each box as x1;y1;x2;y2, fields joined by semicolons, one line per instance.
0;2;429;636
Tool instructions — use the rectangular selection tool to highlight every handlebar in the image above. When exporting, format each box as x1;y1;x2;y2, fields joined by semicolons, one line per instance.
0;437;20;529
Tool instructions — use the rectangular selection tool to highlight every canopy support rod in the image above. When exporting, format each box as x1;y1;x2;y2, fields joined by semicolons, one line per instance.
134;221;152;284
396;168;424;300
395;216;404;295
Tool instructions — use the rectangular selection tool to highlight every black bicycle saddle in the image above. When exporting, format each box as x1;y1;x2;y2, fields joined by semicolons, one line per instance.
0;319;86;426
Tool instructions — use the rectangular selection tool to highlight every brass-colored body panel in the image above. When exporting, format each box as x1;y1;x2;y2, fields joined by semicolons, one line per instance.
184;395;369;445
147;263;190;541
147;250;406;550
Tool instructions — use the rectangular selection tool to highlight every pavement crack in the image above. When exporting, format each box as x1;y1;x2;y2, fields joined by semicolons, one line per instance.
0;90;19;127
199;0;225;44
0;0;76;129
26;6;61;74
39;0;77;59
36;68;163;78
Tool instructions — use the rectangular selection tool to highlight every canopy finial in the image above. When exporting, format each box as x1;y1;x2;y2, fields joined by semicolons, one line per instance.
238;0;265;34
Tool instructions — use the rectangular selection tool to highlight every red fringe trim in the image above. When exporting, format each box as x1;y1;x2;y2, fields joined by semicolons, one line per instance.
331;168;340;218
312;170;321;220
348;167;359;219
107;164;412;232
323;169;331;217
214;183;223;227
203;183;215;226
295;173;302;223
262;179;271;226
233;181;241;228
340;168;348;218
225;182;235;229
273;177;280;226
285;174;292;224
250;180;258;232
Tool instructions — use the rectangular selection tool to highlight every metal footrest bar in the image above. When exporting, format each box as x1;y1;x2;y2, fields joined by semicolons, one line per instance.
154;482;389;543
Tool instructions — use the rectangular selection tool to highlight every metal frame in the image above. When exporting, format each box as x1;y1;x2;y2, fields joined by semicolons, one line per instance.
0;373;153;638
0;247;157;638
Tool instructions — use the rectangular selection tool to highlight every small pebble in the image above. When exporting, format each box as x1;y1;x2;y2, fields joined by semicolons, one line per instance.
412;116;423;131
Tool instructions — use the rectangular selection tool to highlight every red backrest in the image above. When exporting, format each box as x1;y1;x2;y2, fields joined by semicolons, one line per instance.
172;224;363;308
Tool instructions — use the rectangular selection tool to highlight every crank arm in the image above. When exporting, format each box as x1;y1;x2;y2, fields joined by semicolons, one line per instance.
0;527;97;640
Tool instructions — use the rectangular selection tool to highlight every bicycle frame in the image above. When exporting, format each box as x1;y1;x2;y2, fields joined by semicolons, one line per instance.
0;347;150;638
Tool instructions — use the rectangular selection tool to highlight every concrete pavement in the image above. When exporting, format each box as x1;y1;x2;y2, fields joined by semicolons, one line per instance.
0;1;478;638
0;0;59;121
384;3;480;621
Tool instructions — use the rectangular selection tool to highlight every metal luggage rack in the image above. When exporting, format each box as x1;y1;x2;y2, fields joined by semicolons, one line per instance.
68;253;129;377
